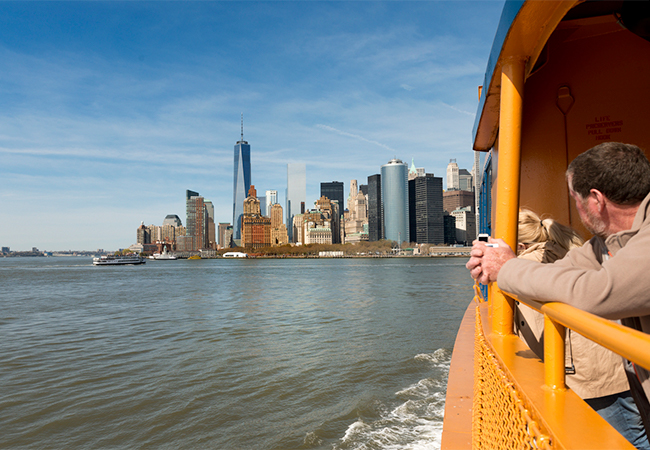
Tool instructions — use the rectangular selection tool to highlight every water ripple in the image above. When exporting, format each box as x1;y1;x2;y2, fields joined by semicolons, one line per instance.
0;257;472;449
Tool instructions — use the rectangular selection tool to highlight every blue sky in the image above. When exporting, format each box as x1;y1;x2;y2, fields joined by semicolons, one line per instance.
1;1;505;251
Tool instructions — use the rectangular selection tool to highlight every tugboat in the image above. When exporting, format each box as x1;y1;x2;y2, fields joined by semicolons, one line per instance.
92;254;146;266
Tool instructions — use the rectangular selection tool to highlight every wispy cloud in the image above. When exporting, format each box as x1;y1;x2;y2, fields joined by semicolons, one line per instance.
0;1;504;250
441;102;476;117
315;124;395;152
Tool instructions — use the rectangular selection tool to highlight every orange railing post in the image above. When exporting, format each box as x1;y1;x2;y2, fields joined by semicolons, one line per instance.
544;315;566;390
491;57;525;336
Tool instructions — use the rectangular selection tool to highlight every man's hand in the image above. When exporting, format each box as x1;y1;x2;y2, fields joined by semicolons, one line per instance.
466;238;517;284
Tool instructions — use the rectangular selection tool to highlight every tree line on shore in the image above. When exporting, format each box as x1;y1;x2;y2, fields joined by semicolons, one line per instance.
222;240;421;257
119;240;466;258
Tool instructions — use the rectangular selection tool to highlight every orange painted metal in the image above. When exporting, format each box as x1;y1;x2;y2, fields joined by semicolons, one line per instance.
475;302;634;450
442;1;650;448
542;302;650;373
544;315;567;391
490;59;525;337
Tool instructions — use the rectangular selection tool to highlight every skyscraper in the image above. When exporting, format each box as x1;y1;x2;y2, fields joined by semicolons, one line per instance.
258;195;267;216
451;207;476;245
270;203;288;246
348;179;358;207
286;163;306;242
408;158;425;181
204;200;216;249
320;182;344;215
241;185;271;249
367;174;382;241
232;115;251;246
381;159;409;244
162;214;182;246
443;190;475;214
446;159;459;190
344;179;368;243
265;190;278;217
409;174;444;244
137;222;150;245
320;181;344;243
270;203;283;228
186;189;207;251
162;215;182;227
459;169;473;191
218;222;230;248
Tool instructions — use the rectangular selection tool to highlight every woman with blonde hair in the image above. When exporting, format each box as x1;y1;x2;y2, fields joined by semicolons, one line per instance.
516;209;583;260
514;209;583;357
515;209;649;449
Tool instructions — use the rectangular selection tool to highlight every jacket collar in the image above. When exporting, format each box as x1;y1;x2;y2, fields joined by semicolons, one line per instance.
604;191;650;251
630;191;650;232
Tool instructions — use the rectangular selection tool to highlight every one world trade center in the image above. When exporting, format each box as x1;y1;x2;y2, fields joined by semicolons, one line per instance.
232;115;251;246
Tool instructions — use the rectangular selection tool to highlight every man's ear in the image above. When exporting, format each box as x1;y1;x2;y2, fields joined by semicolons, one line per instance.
590;189;606;211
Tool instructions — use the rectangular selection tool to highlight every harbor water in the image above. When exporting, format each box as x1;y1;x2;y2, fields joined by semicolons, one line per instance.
1;256;473;449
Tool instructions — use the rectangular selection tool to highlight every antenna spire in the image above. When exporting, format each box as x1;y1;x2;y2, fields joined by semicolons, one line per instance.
241;113;244;141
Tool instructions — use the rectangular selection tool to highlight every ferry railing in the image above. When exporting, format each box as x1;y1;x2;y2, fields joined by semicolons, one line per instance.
471;284;644;449
466;274;649;431
512;293;650;386
467;23;645;448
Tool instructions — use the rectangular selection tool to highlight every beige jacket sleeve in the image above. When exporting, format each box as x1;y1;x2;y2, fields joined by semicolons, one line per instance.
498;221;650;319
498;193;650;320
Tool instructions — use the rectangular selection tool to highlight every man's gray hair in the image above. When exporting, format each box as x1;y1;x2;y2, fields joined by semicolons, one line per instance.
567;142;650;205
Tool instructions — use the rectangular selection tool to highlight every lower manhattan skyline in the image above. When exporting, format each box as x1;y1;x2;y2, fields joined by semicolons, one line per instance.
0;1;504;251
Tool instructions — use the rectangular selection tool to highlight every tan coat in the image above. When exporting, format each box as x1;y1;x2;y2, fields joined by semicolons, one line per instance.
514;241;629;399
499;191;650;407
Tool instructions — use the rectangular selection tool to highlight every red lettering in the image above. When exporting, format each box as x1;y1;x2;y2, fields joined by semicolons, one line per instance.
586;119;623;139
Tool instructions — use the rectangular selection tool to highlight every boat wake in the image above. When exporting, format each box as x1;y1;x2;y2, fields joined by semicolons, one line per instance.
332;348;451;450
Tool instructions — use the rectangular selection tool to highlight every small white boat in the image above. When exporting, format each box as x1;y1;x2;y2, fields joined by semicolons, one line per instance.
93;254;146;266
150;248;178;260
222;251;248;258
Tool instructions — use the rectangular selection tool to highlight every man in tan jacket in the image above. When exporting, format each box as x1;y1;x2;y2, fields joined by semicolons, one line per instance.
467;142;650;448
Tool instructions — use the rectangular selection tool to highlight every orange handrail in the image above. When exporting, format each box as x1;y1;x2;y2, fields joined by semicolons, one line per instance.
506;293;650;381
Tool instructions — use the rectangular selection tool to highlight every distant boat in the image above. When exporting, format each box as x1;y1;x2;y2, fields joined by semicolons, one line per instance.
150;248;177;260
188;255;201;260
222;252;248;258
93;254;146;266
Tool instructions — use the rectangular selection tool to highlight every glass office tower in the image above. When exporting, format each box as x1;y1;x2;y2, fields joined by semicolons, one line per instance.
367;174;382;241
232;125;251;246
320;182;344;215
286;163;306;242
408;174;444;244
380;159;409;244
265;190;278;217
320;181;344;244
